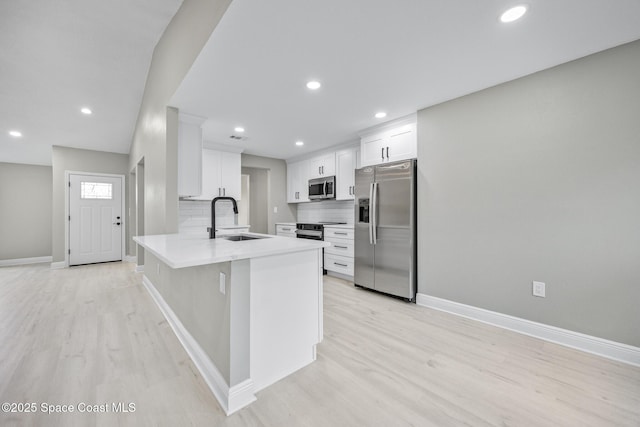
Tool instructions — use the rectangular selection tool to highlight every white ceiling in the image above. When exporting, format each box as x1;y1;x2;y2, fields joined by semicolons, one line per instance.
0;0;182;166
2;1;640;166
171;0;640;160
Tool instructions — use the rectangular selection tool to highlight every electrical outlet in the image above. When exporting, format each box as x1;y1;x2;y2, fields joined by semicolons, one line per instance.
219;272;226;295
273;206;278;213
532;281;546;298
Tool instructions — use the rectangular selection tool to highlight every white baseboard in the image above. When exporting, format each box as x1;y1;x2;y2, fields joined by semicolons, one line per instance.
135;265;144;273
416;293;640;367
124;255;137;263
0;256;53;267
50;261;66;269
142;275;256;415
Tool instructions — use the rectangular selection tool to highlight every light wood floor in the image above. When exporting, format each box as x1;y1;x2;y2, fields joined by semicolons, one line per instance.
0;262;638;426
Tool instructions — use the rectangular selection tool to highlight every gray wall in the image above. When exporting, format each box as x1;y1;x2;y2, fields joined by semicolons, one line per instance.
0;162;52;261
128;0;231;243
417;40;640;347
242;154;296;235
51;146;130;263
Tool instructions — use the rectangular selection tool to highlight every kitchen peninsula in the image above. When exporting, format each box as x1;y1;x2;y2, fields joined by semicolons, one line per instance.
133;232;329;415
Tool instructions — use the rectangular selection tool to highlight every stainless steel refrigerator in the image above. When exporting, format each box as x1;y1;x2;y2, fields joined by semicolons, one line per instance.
354;159;417;301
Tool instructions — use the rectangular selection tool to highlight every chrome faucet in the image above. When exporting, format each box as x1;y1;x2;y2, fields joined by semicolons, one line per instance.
208;197;238;239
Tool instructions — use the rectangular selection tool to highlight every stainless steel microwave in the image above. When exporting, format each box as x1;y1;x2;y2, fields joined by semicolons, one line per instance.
308;176;335;200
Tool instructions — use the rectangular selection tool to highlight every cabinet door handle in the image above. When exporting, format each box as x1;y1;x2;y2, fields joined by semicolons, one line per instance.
334;245;348;249
386;146;389;159
334;262;348;267
283;228;291;231
318;166;321;175
335;232;348;235
381;147;384;161
223;188;226;196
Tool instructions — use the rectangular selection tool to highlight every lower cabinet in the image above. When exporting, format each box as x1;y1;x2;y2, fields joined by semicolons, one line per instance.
276;224;297;238
324;254;354;276
323;226;354;277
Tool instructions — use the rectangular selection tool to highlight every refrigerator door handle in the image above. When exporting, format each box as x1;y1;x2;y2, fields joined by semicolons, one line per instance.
368;182;374;245
372;181;378;245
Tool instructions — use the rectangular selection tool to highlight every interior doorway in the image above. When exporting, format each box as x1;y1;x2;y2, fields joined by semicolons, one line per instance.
238;174;250;227
135;160;145;270
241;167;270;234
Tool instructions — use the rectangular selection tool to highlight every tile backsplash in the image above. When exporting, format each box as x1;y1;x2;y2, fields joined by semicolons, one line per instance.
297;200;355;224
179;199;236;234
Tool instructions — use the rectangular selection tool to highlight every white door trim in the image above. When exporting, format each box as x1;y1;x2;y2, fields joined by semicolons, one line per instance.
64;170;126;268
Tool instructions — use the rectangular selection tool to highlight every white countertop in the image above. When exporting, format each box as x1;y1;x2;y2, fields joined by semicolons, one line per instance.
324;224;354;229
275;223;353;229
134;232;329;269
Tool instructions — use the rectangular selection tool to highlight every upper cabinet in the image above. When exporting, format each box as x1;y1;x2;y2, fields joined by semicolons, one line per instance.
287;159;309;203
287;147;359;203
308;152;336;179
177;113;206;197
201;148;241;200
177;112;242;200
336;147;359;200
360;116;417;167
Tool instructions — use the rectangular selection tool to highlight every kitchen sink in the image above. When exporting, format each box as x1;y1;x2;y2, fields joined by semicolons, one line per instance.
220;234;270;241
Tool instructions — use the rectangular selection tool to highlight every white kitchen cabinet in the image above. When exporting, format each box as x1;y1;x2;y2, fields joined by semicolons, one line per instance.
307;153;336;179
335;147;358;200
360;132;386;168
177;113;206;197
360;122;416;167
324;226;354;277
276;224;297;238
287;159;309;203
201;148;241;200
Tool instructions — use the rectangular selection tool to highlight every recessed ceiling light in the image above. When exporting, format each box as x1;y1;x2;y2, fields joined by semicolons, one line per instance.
81;107;92;115
295;141;304;146
500;5;527;23
375;112;387;119
306;81;321;90
234;126;245;133
9;130;22;137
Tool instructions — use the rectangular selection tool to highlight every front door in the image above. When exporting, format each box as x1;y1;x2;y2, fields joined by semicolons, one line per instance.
69;174;123;266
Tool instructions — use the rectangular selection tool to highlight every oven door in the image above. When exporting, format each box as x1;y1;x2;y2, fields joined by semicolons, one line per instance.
296;229;323;240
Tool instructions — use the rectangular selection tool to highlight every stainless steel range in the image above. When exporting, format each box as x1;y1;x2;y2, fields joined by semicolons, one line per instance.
296;222;346;273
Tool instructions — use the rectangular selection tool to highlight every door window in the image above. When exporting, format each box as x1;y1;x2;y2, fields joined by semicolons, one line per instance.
81;182;113;199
